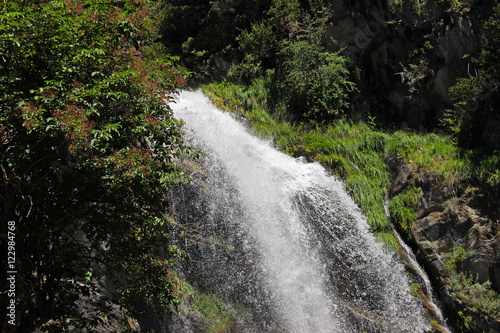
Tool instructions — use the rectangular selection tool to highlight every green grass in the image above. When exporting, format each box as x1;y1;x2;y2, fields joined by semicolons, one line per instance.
344;171;389;231
374;231;400;252
388;187;423;236
175;279;240;333
386;132;469;185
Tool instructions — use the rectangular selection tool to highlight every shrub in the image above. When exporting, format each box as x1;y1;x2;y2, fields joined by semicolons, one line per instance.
274;31;356;121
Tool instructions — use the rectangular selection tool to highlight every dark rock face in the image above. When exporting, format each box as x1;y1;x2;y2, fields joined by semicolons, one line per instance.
389;162;500;332
389;164;412;196
321;0;500;147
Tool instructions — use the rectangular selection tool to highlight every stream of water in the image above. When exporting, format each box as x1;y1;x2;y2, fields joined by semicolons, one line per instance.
168;90;432;332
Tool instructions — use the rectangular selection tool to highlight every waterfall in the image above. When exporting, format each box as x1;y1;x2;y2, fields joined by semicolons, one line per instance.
168;90;431;332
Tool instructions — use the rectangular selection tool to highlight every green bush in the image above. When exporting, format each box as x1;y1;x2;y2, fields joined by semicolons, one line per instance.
236;21;277;67
274;26;356;121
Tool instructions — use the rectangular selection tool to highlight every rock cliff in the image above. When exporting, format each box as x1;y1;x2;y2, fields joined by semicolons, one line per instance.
388;159;500;331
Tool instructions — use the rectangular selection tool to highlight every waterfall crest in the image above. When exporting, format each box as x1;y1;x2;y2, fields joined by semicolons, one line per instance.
168;90;431;332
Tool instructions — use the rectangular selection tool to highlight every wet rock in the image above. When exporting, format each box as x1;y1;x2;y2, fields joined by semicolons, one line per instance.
417;171;446;216
432;67;451;100
413;191;500;288
492;257;500;292
389;164;412;196
413;213;447;243
482;116;500;147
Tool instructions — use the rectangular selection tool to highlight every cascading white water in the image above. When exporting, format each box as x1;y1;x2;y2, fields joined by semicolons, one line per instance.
168;90;431;332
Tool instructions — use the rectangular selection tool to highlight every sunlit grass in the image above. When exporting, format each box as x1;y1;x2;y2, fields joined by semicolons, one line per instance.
375;231;401;252
388;187;423;236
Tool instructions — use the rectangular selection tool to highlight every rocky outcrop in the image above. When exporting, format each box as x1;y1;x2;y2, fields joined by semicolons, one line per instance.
389;162;500;332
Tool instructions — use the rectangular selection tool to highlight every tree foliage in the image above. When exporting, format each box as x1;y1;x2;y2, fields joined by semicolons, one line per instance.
0;0;195;331
443;2;500;147
274;24;356;121
158;0;270;79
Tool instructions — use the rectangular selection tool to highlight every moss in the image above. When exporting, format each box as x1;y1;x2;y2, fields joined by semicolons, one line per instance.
192;293;235;333
175;279;244;333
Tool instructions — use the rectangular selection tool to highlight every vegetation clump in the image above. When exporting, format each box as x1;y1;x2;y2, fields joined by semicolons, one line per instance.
0;0;197;331
442;244;500;330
